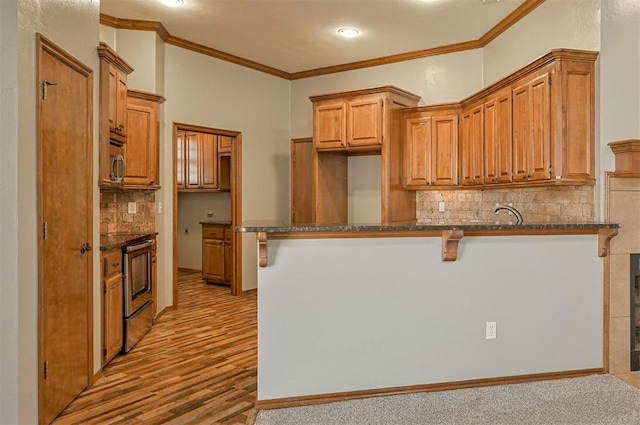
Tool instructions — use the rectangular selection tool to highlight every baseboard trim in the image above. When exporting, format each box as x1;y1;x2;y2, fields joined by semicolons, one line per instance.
91;369;103;386
155;306;173;321
178;267;201;273
255;368;605;410
243;288;257;296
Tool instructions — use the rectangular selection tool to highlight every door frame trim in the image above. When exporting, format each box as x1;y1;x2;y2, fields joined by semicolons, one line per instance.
172;122;243;304
36;34;94;424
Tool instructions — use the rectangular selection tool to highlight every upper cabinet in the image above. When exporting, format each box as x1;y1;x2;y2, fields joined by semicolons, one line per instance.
402;105;459;188
310;86;421;224
176;129;233;192
310;86;420;154
462;50;597;187
98;42;133;187
406;49;597;190
123;90;165;189
97;43;165;190
312;95;383;151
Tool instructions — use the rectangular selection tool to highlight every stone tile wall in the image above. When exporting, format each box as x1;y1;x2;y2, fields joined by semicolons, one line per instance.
100;190;156;234
416;185;595;224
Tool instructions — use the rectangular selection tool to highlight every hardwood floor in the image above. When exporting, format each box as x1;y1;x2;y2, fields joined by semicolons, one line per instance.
52;269;257;425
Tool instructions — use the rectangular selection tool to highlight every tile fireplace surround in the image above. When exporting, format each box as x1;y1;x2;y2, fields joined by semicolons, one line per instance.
606;139;640;374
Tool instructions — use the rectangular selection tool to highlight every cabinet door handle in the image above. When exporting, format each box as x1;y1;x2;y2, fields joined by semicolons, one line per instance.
80;242;92;254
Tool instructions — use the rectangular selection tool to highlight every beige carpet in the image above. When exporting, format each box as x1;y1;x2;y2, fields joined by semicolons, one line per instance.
255;375;640;424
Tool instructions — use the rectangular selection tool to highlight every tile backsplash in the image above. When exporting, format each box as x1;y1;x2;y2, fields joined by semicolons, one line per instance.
100;190;156;234
416;185;595;224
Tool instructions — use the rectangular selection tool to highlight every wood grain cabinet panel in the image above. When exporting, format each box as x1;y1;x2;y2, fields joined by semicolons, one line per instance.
102;248;123;365
313;95;384;152
310;86;421;224
202;224;232;284
97;42;133;187
460;104;484;186
178;130;232;192
176;130;185;189
123;90;164;189
451;49;596;189
402;107;459;189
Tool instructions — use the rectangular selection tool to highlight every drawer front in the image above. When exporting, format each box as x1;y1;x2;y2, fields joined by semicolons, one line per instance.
202;226;225;239
103;249;122;278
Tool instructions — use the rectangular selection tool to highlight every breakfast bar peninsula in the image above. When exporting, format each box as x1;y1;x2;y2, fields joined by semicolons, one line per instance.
238;221;619;409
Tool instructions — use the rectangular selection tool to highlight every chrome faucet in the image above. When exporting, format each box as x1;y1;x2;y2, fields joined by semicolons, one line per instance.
494;205;523;225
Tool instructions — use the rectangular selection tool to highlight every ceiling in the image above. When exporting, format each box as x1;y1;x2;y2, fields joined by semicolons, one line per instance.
100;0;535;78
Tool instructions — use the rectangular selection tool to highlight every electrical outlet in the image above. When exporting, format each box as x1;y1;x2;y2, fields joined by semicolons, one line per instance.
206;209;215;219
486;321;497;339
158;202;163;214
438;201;445;212
128;202;137;214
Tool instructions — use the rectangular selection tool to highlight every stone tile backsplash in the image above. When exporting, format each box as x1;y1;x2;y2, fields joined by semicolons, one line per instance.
100;190;156;234
416;186;595;224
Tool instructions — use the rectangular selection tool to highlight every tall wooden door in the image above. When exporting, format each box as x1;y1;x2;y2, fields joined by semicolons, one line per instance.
291;138;313;224
37;35;93;425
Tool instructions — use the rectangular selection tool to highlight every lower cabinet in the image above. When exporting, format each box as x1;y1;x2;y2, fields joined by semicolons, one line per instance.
202;224;232;284
102;248;123;365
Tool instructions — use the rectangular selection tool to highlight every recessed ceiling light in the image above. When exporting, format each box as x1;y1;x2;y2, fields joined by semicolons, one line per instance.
338;28;359;38
160;0;184;7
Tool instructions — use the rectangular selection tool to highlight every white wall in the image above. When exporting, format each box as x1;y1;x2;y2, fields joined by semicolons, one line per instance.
0;0;19;422
177;192;231;270
483;0;601;86
163;45;291;291
14;0;100;423
290;49;484;139
258;235;603;400
600;0;640;199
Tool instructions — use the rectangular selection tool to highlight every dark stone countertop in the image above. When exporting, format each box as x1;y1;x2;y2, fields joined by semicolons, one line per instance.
100;232;158;251
200;220;232;226
236;221;620;234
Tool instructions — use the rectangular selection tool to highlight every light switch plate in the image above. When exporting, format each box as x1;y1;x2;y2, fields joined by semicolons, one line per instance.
128;202;137;214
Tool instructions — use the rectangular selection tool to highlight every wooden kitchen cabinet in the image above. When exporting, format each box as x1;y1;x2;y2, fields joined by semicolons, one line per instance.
177;130;232;192
313;95;383;151
202;224;232;284
512;70;551;183
176;130;185;189
452;48;597;188
483;89;512;184
97;42;133;187
402;105;459;188
123;90;165;189
102;248;123;365
185;132;218;190
218;135;233;155
460;104;484;186
310;86;421;224
291;137;314;224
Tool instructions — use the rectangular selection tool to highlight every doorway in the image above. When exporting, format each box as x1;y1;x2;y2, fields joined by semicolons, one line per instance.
37;35;93;425
172;123;243;304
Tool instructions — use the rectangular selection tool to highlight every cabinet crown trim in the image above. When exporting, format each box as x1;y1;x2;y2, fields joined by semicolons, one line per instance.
461;48;598;107
97;42;134;74
127;89;166;104
309;85;421;103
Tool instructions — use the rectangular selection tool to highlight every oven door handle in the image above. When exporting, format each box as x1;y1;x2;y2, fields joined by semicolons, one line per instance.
125;240;154;252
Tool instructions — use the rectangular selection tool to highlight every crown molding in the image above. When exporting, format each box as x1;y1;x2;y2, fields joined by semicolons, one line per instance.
99;0;546;81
